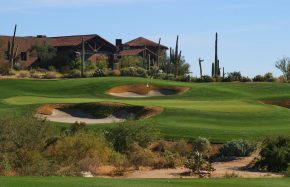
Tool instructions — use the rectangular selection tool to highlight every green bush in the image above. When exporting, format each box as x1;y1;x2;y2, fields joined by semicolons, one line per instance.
219;139;257;157
17;70;31;78
240;76;252;82
165;74;176;81
0;62;11;75
106;122;158;153
48;132;113;176
253;75;265;82
120;67;137;76
67;69;82;78
170;139;192;157
0;115;55;176
227;71;242;81
44;71;58;79
192;137;211;156
196;75;214;83
136;67;148;77
118;56;143;68
255;136;290;172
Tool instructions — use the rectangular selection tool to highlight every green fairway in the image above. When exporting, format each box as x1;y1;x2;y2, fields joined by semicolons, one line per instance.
1;77;290;142
0;177;289;187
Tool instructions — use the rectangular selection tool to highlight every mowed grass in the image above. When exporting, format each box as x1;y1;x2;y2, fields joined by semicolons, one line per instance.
0;177;289;187
1;77;290;142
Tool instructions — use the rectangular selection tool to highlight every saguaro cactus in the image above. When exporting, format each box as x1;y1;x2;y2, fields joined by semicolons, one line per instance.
170;35;182;77
198;58;204;78
9;24;18;69
213;32;221;77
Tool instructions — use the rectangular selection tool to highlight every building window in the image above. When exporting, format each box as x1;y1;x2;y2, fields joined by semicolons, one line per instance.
21;52;27;61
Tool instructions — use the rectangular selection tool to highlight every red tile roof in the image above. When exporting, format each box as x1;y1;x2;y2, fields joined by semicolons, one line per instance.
119;49;145;56
125;37;168;49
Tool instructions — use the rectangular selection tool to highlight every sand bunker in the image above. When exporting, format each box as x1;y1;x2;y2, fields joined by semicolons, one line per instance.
36;102;163;124
263;100;290;109
107;84;189;98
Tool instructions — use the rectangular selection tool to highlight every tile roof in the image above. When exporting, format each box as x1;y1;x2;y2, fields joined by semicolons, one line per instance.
125;37;168;49
118;49;145;56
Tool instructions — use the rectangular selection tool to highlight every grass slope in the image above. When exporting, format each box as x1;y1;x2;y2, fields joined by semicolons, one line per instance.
0;177;289;187
1;77;290;142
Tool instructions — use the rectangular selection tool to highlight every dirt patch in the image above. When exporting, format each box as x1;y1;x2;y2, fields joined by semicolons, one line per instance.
126;152;282;178
107;84;189;97
263;100;290;109
36;102;163;124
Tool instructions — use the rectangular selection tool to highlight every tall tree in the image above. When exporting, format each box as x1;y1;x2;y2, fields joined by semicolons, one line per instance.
275;57;290;80
32;41;56;66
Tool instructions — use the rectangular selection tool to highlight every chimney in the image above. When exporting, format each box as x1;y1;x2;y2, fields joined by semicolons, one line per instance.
116;39;123;51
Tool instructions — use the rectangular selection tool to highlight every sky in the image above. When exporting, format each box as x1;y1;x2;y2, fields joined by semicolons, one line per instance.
0;0;290;77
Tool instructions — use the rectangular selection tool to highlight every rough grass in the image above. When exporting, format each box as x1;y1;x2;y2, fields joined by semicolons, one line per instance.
0;177;289;187
1;77;290;142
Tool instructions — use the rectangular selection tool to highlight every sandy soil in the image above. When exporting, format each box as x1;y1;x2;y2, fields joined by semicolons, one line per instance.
109;90;168;98
126;153;282;178
36;109;125;124
107;84;189;98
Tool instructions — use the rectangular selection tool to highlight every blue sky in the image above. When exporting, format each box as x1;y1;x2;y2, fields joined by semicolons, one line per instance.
0;0;290;77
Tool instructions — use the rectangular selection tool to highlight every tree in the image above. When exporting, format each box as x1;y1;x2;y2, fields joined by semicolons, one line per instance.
275;57;290;80
32;41;56;67
227;71;242;81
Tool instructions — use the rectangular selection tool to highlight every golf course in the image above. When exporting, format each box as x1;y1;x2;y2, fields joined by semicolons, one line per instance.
1;77;290;143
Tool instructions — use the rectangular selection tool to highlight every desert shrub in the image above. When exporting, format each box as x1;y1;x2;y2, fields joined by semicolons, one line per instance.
192;137;211;156
219;139;257;157
120;67;137;76
154;150;183;169
253;73;275;82
67;69;81;78
48;132;112;176
44;71;58;79
151;140;169;153
83;71;94;78
253;75;265;82
136;67;148;77
170;139;192;157
0;115;55;176
197;75;214;83
86;61;97;71
48;66;56;72
106;122;159;153
127;143;156;169
17;70;30;78
165;74;176;81
108;69;121;76
0;62;10;75
240;76;252;82
184;151;215;176
264;72;274;82
118;56;143;68
70;58;82;70
30;70;44;79
255;136;290;172
223;172;240;178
